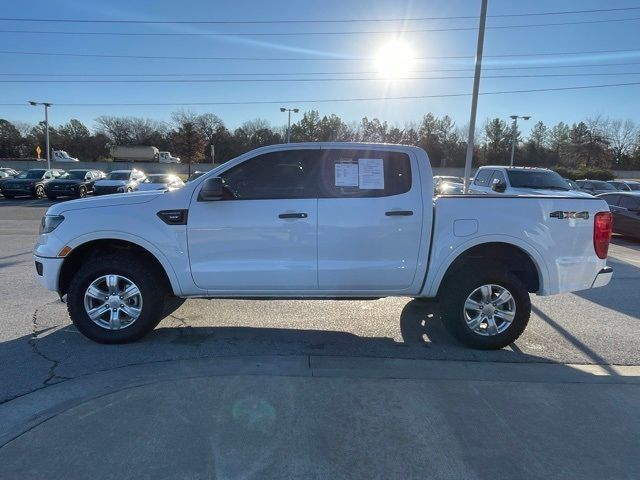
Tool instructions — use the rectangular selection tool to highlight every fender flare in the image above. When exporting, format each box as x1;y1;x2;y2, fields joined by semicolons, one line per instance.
422;234;550;297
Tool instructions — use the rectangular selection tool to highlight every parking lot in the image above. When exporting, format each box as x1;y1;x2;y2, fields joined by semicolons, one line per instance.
1;197;639;478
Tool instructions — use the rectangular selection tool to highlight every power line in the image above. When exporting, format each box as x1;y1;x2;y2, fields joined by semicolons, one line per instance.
0;6;638;24
3;61;640;77
2;17;639;36
2;72;640;83
0;82;637;106
0;47;638;61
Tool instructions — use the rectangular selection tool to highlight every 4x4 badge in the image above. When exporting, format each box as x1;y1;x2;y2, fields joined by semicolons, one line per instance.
550;211;589;220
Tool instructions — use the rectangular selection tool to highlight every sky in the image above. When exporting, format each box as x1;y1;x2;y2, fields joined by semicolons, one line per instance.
1;0;639;135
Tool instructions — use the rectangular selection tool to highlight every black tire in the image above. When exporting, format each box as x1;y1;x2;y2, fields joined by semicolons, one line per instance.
126;187;132;193
34;185;45;199
46;194;57;200
78;186;87;198
439;264;531;350
67;253;167;344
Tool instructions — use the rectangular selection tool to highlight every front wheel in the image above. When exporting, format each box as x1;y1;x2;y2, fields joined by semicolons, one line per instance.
67;253;167;343
439;266;531;350
34;185;45;199
78;186;87;198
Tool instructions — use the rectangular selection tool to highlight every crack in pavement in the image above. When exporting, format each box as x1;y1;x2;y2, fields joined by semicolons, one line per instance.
28;308;70;386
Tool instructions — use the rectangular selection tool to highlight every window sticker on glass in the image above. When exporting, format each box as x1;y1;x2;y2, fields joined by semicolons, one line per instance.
335;161;359;187
358;158;384;189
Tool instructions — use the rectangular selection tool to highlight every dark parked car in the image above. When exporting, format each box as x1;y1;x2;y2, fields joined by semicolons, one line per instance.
0;170;16;192
564;178;580;191
44;169;106;199
575;179;617;195
598;192;640;240
608;180;640;192
0;168;65;199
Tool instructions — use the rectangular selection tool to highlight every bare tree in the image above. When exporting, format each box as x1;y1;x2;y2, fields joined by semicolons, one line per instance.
602;118;637;167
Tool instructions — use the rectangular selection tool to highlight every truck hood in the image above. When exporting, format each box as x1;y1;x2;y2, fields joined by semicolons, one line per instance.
509;187;593;198
2;178;40;187
47;179;84;186
47;190;162;215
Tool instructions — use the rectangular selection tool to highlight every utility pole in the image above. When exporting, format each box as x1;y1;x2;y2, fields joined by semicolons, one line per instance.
509;115;531;167
463;0;488;194
29;101;52;169
280;107;299;143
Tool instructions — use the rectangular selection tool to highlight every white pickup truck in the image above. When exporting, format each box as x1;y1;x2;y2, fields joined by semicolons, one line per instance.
33;143;614;349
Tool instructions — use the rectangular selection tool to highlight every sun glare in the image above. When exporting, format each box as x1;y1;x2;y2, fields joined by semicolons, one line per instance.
375;40;416;79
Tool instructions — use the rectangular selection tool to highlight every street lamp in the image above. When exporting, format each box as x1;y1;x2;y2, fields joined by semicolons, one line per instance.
29;101;52;169
280;107;299;143
509;114;531;167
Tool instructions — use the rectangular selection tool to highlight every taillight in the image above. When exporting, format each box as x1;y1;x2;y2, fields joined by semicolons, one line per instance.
593;211;613;259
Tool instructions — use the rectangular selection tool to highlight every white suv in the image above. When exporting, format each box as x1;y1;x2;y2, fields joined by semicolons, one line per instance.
470;166;592;197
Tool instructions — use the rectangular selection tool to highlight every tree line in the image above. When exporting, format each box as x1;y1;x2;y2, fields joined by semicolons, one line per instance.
1;110;639;170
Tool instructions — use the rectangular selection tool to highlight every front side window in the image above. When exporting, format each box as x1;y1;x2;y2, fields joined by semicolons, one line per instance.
473;169;493;186
490;170;506;185
317;149;412;198
220;150;318;200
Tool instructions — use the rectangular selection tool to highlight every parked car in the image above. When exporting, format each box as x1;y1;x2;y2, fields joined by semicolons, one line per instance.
93;169;146;195
437;181;465;195
186;171;206;182
608;180;640;192
471;166;592;197
52;150;79;162
44;169;105;199
0;167;20;176
575;179;618;195
34;143;613;349
134;174;185;191
564;178;581;191
1;168;65;199
433;175;464;194
598;192;640;240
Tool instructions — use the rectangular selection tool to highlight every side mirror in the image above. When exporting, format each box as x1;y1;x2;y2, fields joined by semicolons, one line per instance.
491;178;506;193
198;177;224;201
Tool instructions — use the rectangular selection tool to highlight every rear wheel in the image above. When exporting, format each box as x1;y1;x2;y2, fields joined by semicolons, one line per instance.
439;265;531;349
67;253;166;343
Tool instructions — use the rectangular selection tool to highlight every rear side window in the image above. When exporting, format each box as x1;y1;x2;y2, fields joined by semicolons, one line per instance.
317;149;412;198
473;169;493;186
600;194;620;206
220;149;318;199
619;196;640;210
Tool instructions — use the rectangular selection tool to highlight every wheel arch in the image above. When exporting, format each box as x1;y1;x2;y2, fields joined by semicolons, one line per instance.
58;234;182;297
426;238;549;297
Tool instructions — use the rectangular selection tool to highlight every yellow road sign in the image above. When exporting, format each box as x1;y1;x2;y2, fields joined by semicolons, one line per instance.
36;146;42;159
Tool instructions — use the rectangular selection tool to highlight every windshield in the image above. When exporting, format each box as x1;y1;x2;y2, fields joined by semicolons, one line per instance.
17;170;46;179
106;172;131;180
507;170;570;190
144;176;171;184
60;171;89;180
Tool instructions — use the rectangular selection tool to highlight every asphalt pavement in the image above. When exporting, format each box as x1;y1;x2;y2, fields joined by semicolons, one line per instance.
0;197;639;479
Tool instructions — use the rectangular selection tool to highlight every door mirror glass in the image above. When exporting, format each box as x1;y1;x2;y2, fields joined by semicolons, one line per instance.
491;178;506;193
198;177;224;201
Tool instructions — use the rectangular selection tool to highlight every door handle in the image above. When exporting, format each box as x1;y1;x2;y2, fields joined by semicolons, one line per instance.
385;210;413;216
278;212;308;219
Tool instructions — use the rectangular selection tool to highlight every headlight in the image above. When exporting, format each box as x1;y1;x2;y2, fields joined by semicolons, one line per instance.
40;215;65;234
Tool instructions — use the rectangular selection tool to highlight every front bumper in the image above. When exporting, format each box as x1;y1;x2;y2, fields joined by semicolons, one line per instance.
591;267;613;289
2;186;35;196
45;185;78;196
34;255;64;292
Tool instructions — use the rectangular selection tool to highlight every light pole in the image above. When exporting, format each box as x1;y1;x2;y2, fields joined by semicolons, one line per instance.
29;101;52;169
280;107;299;143
509;114;530;167
463;0;488;194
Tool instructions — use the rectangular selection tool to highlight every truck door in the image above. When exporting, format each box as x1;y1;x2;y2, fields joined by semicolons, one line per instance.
316;148;425;292
187;148;320;292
